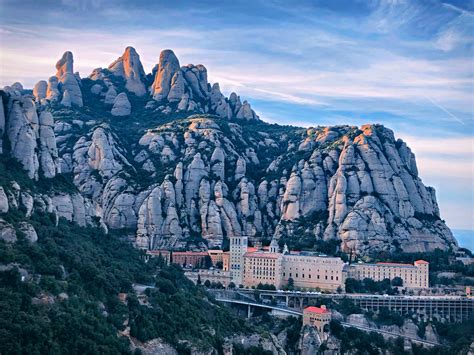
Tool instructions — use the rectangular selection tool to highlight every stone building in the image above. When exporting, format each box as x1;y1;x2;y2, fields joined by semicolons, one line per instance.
347;260;429;289
303;306;331;341
243;252;283;288
282;252;345;292
229;235;248;285
222;251;230;271
172;251;209;268
208;249;224;266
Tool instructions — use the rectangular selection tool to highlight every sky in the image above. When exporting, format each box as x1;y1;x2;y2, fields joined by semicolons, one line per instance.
0;0;473;235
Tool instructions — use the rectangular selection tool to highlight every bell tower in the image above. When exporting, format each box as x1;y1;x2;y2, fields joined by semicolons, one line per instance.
229;235;248;286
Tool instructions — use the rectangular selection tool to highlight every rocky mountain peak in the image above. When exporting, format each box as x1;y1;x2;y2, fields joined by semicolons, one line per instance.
52;51;83;107
151;49;181;101
0;47;458;257
55;51;74;78
108;46;146;96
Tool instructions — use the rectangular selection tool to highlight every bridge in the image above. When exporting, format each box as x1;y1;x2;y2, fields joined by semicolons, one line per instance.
235;290;474;322
211;290;442;347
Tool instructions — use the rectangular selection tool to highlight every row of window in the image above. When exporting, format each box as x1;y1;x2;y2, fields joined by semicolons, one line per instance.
283;272;339;281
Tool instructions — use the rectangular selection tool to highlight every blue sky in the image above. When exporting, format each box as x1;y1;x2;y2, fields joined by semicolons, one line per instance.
0;0;473;234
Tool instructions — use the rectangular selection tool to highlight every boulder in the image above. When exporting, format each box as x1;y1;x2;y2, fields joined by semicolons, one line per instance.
90;84;103;95
104;86;117;105
0;187;8;213
111;92;131;116
0;219;16;243
19;222;38;243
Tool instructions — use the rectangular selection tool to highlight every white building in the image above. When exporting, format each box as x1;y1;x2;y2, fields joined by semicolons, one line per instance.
282;252;345;291
347;260;429;289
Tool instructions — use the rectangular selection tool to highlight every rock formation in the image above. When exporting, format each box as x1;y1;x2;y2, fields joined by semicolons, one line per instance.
0;47;458;257
108;46;147;96
152;49;181;101
33;80;48;101
55;51;83;107
111;93;131;116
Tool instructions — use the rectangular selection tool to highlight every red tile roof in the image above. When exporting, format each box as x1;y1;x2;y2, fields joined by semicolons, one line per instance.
376;262;413;267
414;260;429;265
173;251;209;256
243;252;280;259
305;306;329;314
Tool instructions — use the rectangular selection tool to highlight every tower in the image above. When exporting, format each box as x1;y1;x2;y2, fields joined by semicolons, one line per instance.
229;235;248;286
269;238;279;253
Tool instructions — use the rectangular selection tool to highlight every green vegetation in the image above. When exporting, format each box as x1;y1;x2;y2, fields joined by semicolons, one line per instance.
329;319;406;354
345;277;400;295
0;210;251;354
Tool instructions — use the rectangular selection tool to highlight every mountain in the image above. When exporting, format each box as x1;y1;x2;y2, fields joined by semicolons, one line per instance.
0;46;458;257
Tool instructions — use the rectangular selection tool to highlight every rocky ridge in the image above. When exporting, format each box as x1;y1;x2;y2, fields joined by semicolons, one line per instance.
0;46;458;256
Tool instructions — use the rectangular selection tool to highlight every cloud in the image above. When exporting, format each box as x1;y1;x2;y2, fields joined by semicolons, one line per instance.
0;0;472;229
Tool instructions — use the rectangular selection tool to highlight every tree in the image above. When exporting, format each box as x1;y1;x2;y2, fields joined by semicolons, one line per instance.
287;278;294;290
197;274;202;285
391;277;403;287
204;279;211;288
204;256;213;269
228;282;236;289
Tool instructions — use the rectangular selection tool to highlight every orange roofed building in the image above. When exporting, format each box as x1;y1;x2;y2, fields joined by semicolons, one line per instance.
172;251;209;268
303;305;331;340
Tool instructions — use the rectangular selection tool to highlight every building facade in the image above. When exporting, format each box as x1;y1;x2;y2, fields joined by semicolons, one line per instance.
172;251;209;268
303;306;331;341
282;252;345;291
229;235;248;285
208;250;224;266
243;252;283;288
348;260;429;288
222;252;230;271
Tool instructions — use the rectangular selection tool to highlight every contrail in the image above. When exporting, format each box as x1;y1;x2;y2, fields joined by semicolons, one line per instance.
424;95;465;125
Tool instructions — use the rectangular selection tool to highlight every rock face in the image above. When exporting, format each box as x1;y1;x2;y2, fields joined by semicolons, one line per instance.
0;97;5;154
152;50;181;101
148;49;259;121
298;326;321;355
55;51;83;107
0;47;458;257
6;96;60;179
111;93;131;116
33;80;48;101
108;46;147;96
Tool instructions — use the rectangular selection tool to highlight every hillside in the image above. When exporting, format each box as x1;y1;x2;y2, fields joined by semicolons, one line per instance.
0;46;458;259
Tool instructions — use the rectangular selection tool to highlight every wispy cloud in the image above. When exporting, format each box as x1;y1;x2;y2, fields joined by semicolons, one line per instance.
0;0;472;228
